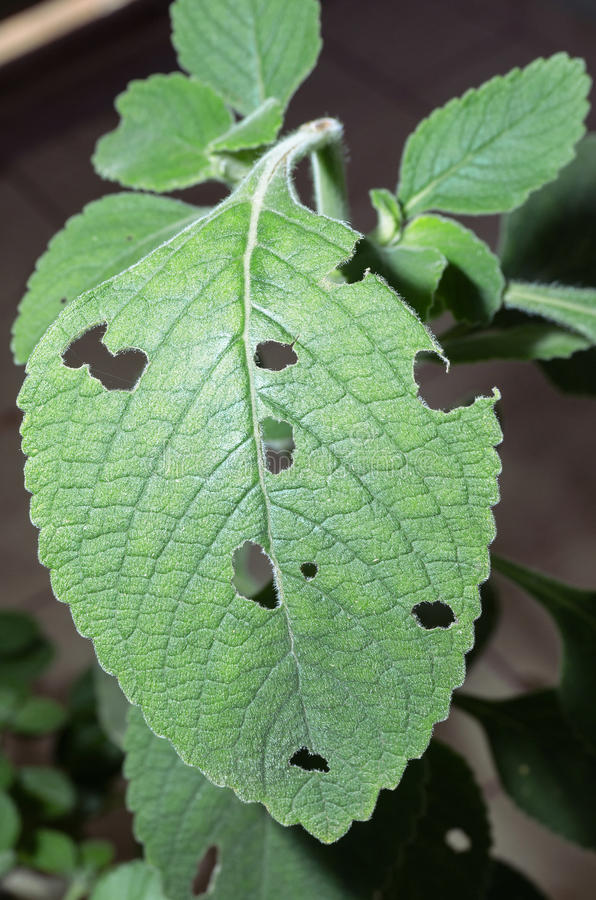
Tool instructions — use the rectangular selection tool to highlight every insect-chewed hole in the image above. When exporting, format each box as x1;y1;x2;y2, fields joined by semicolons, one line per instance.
261;417;295;474
232;541;278;610
192;845;218;895
444;828;471;853
254;340;298;371
412;601;456;630
290;747;329;773
62;323;147;391
300;562;318;580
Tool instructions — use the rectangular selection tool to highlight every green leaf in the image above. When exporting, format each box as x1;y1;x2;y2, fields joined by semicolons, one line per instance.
456;690;596;849
466;581;500;670
390;742;491;900
492;555;596;750
27;829;77;875
210;98;283;153
19;120;501;842
0;793;20;851
93;74;234;191
541;346;596;396
0;751;14;790
402;215;504;323
18;766;77;819
398;54;590;217
125;706;427;899
441;323;590;365
485;861;547;900
0;612;53;686
343;238;447;319
11;696;66;736
369;187;403;243
504;281;596;344
93;666;129;750
90;861;166;900
78;838;115;872
0;850;15;878
13;193;204;365
500;134;596;286
171;0;321;115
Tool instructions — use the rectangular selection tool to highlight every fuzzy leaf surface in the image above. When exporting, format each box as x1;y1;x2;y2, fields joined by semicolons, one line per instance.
13;193;204;365
171;0;321;115
210;98;283;153
398;54;590;217
19;122;500;842
504;282;596;345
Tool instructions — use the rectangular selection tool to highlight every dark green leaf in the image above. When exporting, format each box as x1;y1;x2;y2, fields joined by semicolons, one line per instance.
0;612;53;686
466;581;500;670
18;766;77;820
0;793;20;851
504;282;596;344
540;347;596;396
485;860;547;900
441;324;589;365
0;751;14;790
11;696;66;736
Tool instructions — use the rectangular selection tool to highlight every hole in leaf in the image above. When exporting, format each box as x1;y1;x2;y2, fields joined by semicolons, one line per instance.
232;541;278;609
261;417;295;474
62;323;147;391
192;845;218;895
300;562;318;580
290;747;329;773
60;297;67;304
412;601;456;629
254;340;297;371
444;828;471;853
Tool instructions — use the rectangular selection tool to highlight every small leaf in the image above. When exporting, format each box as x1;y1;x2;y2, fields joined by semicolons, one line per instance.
492;555;596;750
390;741;491;900
93;74;234;191
171;0;321;115
504;281;596;345
0;793;20;851
369;187;403;243
93;666;130;750
90;860;166;900
403;216;504;324
11;696;66;736
0;751;14;790
441;323;590;365
0;612;53;686
18;766;77;819
78;838;115;872
20;120;501;842
13;193;205;365
485;860;547;900
27;829;77;875
210;98;283;153
456;689;596;849
398;54;590;217
500;134;596;286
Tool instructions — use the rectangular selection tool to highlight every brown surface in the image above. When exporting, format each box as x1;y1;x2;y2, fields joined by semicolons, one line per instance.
1;0;595;895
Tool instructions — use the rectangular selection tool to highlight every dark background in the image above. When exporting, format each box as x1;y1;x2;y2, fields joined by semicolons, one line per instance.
1;1;596;896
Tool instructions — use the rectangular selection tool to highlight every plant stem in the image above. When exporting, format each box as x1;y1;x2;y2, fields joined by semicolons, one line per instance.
310;137;350;222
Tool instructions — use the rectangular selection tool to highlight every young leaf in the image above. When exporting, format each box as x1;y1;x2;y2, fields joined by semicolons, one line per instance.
504;282;596;345
93;74;234;191
456;690;596;849
19;120;501;842
0;794;20;851
27;829;78;875
390;742;491;900
171;0;321;115
0;752;14;791
90;861;166;900
12;193;205;365
18;766;77;820
500;134;596;286
441;323;590;365
125;705;427;900
210;98;283;153
369;187;403;243
485;861;547;900
11;696;66;736
492;555;596;750
0;611;53;686
403;215;504;323
398;54;590;217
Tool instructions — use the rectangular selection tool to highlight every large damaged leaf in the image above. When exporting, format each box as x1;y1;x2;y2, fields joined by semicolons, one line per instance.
19;120;500;842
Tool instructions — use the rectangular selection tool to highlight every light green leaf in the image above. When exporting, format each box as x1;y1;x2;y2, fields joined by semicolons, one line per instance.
93;74;234;191
125;706;427;899
90;861;166;900
398;54;590;217
18;766;77;820
500;134;596;286
403;216;504;323
0;793;20;851
390;742;491;900
27;829;78;875
11;696;66;736
456;690;596;849
171;0;321;115
486;861;547;900
441;323;590;365
369;187;403;243
93;666;130;750
13;193;204;365
504;281;596;345
210;98;283;153
19;120;501;842
79;838;115;872
343;238;447;319
492;555;596;750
